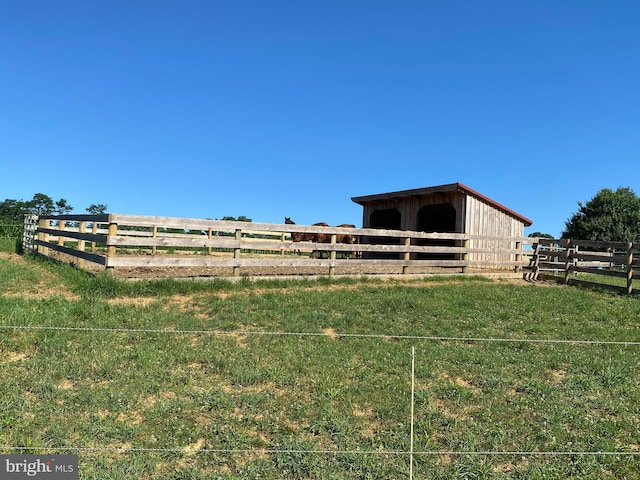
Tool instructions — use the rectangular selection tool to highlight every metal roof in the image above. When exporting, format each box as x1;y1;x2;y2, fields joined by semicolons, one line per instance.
351;182;533;226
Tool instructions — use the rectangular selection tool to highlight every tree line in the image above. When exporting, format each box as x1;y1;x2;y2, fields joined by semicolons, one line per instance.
0;193;107;221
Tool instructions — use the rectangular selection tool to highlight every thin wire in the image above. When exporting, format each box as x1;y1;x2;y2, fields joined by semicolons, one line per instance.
0;446;638;456
0;324;638;346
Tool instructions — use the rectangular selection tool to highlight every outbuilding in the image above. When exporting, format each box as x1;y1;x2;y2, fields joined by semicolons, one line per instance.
351;182;533;263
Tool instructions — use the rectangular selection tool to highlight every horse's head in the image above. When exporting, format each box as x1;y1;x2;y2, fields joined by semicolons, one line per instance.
284;217;294;225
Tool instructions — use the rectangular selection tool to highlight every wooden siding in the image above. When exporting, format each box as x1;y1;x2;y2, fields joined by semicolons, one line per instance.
465;196;525;265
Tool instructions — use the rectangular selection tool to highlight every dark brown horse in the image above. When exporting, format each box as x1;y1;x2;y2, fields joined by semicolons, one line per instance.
285;217;329;255
285;218;359;258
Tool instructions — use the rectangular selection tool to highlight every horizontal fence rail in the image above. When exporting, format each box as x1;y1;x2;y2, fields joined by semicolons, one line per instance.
29;214;538;279
531;238;639;295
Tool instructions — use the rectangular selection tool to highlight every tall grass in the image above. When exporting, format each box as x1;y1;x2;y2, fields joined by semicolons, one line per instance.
0;253;639;478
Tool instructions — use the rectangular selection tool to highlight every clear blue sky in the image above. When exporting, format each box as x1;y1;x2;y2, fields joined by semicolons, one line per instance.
2;1;639;237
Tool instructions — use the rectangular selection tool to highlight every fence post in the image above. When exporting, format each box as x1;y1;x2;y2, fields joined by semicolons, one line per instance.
208;227;213;256
106;219;118;272
77;221;86;269
403;236;411;274
234;229;242;277
461;238;470;274
563;239;572;284
515;241;522;273
532;241;540;280
329;234;337;276
57;218;66;247
626;242;634;295
152;225;158;255
91;221;97;253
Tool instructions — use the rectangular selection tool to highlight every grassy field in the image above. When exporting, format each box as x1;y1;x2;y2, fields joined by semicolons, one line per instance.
1;247;639;479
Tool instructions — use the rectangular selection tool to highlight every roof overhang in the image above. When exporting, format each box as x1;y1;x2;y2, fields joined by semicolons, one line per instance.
351;182;533;227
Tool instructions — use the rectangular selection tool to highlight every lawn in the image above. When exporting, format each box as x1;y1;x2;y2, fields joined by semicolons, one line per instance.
1;250;639;479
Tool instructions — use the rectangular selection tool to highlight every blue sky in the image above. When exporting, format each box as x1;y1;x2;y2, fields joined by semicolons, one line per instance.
2;1;639;237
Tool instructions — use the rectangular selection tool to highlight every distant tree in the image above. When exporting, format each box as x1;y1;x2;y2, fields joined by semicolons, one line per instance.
86;204;108;215
27;193;56;215
54;198;73;215
528;232;554;239
0;199;29;220
221;216;252;222
562;187;640;242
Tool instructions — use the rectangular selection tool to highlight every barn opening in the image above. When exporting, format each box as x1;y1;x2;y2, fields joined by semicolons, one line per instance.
368;208;401;258
416;204;457;260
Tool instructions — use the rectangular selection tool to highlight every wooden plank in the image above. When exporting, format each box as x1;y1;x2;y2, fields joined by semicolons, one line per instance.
569;265;628;278
571;252;626;263
570;239;630;250
35;240;107;265
38;227;108;244
39;214;110;222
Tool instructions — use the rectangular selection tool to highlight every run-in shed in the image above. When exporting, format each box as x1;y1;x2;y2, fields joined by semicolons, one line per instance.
351;182;533;263
351;182;533;235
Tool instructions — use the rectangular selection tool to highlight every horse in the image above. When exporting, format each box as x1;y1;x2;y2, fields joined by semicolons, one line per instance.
285;218;359;258
311;222;359;259
285;217;329;255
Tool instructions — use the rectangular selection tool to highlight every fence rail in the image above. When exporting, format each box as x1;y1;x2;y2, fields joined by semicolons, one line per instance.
530;238;639;295
30;213;536;279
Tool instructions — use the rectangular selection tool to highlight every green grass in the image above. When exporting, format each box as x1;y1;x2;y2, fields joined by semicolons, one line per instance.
1;252;639;479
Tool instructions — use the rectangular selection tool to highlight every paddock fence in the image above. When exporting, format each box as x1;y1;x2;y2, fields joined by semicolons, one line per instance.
29;213;536;279
529;238;640;295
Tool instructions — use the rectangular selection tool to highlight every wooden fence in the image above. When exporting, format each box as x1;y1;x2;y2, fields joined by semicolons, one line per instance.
530;238;639;295
31;213;536;279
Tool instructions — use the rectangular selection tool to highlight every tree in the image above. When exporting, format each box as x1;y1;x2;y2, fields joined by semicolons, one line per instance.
86;204;108;215
54;198;73;215
562;187;640;242
221;215;252;222
0;199;29;220
27;193;56;215
528;232;554;239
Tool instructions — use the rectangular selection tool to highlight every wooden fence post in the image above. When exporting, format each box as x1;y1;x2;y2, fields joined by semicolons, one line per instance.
37;218;49;255
77;221;86;269
234;229;242;277
403;236;411;274
563;239;572;284
91;221;97;253
515;241;522;273
626;242;634;295
106;220;118;272
57;219;65;247
329;234;337;276
532;242;540;280
461;238;470;274
152;225;158;255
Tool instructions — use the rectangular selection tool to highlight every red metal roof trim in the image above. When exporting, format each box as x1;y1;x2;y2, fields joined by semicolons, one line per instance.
455;182;533;226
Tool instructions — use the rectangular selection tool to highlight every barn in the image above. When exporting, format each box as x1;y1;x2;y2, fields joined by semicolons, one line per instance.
351;182;533;263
